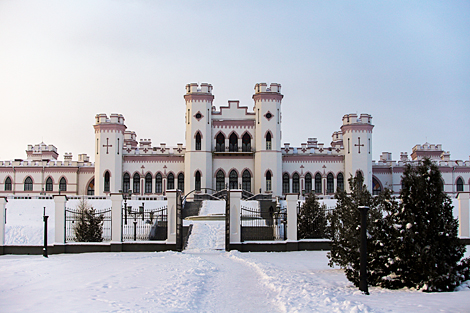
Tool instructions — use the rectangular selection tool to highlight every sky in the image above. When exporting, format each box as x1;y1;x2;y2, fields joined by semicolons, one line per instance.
0;0;469;162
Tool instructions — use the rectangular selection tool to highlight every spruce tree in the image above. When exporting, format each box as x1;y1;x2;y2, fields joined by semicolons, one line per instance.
74;199;104;242
297;193;328;239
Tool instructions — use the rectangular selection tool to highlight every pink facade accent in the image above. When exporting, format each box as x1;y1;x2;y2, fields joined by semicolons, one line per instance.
213;120;255;128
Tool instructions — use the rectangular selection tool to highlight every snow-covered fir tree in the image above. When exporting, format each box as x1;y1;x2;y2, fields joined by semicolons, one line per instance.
297;193;328;239
74;199;104;242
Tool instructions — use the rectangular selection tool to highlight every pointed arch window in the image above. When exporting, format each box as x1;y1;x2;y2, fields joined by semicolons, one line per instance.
59;177;67;192
266;171;272;192
266;132;272;150
104;171;110;192
373;177;382;195
87;179;94;196
4;177;12;191
229;133;238;152
457;177;464;192
216;133;225;152
315;173;322;194
327;173;334;194
293;173;300;194
178;173;184;192
123;173;130;193
242;170;251;192
24;176;33;191
242;133;251;152
282;173;290;194
195;171;201;191
229;170;238;189
337;173;344;192
145;173;152;194
167;173;174;190
155;173;162;193
195;132;201;151
133;173;140;194
305;173;312;193
46;177;53;192
216;170;225;191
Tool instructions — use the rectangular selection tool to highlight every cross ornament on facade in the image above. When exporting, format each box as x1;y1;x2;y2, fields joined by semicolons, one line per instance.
355;137;364;154
103;138;112;154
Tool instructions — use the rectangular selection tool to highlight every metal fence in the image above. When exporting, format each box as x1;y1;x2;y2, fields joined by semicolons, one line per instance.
297;202;333;239
122;203;168;241
240;206;286;241
65;207;112;242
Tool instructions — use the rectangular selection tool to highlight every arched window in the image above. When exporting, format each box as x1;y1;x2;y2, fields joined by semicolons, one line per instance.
59;177;67;192
229;170;238;189
216;133;225;152
178;173;184;192
195;132;201;151
327;173;334;194
46;177;53;192
266;171;272;191
4;177;12;191
242;170;251;192
282;173;290;194
155;173;162;193
315;173;322;194
24;176;33;191
123;173;130;193
145;173;152;194
216;170;225;191
133;173;140;194
305;173;312;193
457;177;464;192
229;133;238;152
167;173;174;190
373;177;382;195
356;171;363;191
266;132;272;150
195;171;201;191
104;171;110;192
242;133;251;152
337;173;344;192
293;173;300;194
87;179;94;196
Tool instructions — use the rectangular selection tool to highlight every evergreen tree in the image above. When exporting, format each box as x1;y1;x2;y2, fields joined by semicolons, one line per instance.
74;199;104;242
297;193;327;239
393;158;468;291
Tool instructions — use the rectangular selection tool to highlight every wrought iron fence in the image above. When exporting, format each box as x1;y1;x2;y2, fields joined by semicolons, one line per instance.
122;203;168;241
297;202;334;239
65;207;112;242
240;206;286;241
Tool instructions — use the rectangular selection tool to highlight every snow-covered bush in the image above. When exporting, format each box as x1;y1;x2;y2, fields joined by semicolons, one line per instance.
297;193;328;239
74;199;104;242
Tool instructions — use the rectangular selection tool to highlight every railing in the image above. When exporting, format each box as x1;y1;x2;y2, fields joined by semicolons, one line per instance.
240;206;286;241
122;204;168;241
65;207;112;242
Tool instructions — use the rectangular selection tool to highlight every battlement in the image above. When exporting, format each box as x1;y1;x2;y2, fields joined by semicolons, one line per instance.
26;143;59;161
411;142;444;160
342;113;373;125
254;83;282;94
94;113;125;125
185;83;213;94
64;152;73;161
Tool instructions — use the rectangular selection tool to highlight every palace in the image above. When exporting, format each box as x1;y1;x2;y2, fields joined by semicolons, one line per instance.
0;82;469;198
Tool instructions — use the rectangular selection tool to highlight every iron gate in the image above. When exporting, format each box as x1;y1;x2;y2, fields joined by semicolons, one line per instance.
122;203;168;241
65;207;112;242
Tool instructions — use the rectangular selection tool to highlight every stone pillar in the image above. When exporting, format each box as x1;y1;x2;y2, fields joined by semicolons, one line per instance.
0;197;7;254
166;190;177;244
230;190;242;244
458;192;469;237
54;195;67;244
110;194;123;242
286;194;299;241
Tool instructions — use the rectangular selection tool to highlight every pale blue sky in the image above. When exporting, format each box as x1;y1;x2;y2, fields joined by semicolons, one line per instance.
0;1;469;161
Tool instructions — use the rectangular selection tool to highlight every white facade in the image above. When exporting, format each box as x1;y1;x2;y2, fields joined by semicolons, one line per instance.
0;83;469;198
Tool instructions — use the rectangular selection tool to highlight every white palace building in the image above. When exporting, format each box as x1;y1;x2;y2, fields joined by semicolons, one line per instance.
1;82;469;198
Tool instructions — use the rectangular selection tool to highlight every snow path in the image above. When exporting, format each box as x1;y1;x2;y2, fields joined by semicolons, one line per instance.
185;221;225;252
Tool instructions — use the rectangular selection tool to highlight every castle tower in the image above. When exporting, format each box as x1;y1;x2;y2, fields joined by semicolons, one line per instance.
184;83;214;195
341;113;374;192
94;113;126;195
253;83;283;196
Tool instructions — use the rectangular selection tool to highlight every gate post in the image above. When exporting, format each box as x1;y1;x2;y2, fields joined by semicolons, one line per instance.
166;190;177;245
458;192;469;237
54;195;67;252
286;194;299;241
0;197;7;255
229;190;242;245
110;194;123;244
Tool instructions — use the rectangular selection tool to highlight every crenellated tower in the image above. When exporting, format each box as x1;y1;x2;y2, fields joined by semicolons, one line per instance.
184;83;214;195
94;113;126;195
253;83;283;196
341;113;374;192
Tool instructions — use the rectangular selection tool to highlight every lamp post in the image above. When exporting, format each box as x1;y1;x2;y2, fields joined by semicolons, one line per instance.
358;205;369;295
43;207;49;258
